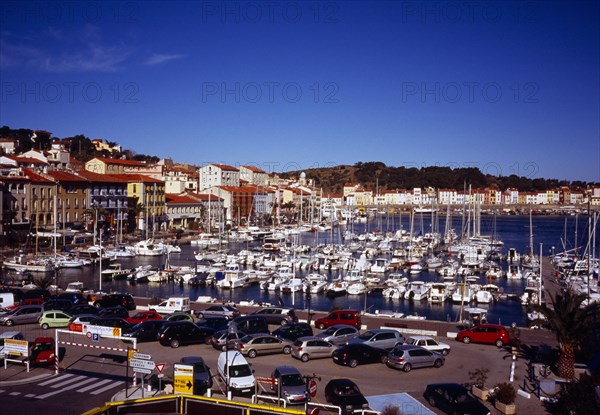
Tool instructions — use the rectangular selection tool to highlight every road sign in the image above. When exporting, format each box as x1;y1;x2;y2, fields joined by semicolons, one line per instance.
129;358;156;370
155;363;166;374
4;339;28;358
133;367;152;374
133;352;152;360
256;376;277;385
92;333;100;342
174;364;194;394
309;380;318;397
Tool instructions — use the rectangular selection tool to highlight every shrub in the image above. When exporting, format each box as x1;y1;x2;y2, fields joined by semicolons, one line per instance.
494;382;516;405
469;367;490;389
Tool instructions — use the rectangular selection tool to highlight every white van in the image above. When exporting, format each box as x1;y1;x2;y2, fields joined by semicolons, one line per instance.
0;293;16;311
151;297;190;315
217;351;256;396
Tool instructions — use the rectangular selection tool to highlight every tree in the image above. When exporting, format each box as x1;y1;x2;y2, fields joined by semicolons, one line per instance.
531;288;598;380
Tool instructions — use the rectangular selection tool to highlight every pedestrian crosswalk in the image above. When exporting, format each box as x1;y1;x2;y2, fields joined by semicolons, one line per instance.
3;373;128;400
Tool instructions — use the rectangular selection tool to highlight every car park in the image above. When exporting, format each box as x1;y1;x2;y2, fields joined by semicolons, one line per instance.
324;378;369;415
234;333;292;358
423;383;491;415
270;365;309;405
0;305;43;326
272;322;313;342
68;304;100;316
94;293;136;310
39;310;72;329
251;307;292;325
217;350;256;396
42;299;73;312
0;331;25;360
69;314;99;324
23;289;51;301
315;324;360;346
166;312;195;322
456;324;510;347
347;328;405;350
210;329;247;351
315;309;361;330
196;316;229;331
54;292;88;304
385;344;445;372
405;335;451;355
88;317;132;330
122;320;167;343
332;344;388;368
291;336;336;362
98;306;130;319
151;297;190;315
195;304;240;320
125;310;162;324
229;315;269;334
179;356;213;395
157;321;213;348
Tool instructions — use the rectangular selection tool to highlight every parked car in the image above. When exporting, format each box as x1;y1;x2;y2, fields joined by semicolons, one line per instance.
324;378;369;415
315;309;361;330
229;315;269;335
54;292;88;304
22;289;51;301
315;324;360;346
88;317;132;330
39;310;72;329
195;304;240;320
385;344;445;372
332;344;388;368
217;351;256;396
210;329;247;351
423;383;490;415
251;307;292;325
166;312;195;322
157;321;213;348
94;294;136;310
180;356;213;395
291;336;335;362
272;322;313;342
405;335;451;355
126;310;162;324
42;299;73;312
0;305;43;326
347;329;405;350
270;365;309;405
196;316;229;331
98;306;130;319
0;331;25;360
122;320;167;343
69;314;99;324
234;333;292;358
68;304;100;316
456;324;510;347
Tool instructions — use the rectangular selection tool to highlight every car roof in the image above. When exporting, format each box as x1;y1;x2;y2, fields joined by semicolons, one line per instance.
366;328;399;334
0;331;23;339
296;336;325;342
180;356;206;365
407;335;432;340
426;383;468;392
329;324;357;329
394;344;423;351
273;365;301;375
328;378;357;387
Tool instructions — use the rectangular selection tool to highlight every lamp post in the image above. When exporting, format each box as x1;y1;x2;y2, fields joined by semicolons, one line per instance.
225;324;235;400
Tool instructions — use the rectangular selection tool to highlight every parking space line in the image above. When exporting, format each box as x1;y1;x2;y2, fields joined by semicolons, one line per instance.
61;376;97;390
34;389;65;400
38;374;74;386
49;375;86;388
9;392;21;396
25;393;36;398
77;378;113;393
89;381;123;395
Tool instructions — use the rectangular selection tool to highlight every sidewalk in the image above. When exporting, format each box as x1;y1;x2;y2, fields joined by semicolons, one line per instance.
0;363;54;386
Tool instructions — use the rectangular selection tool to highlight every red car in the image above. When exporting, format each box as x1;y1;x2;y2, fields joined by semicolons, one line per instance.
456;324;510;347
125;310;162;324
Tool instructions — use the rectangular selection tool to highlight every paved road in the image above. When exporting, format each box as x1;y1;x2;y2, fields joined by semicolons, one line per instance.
0;317;552;414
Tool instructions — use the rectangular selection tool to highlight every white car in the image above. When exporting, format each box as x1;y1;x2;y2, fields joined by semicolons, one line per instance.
0;331;25;360
404;335;451;355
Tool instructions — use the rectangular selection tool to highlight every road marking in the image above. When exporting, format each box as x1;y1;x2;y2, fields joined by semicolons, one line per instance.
25;393;36;398
60;376;97;390
0;389;4;394
49;375;86;388
89;381;123;395
38;374;75;386
9;392;21;396
35;389;66;400
77;378;113;392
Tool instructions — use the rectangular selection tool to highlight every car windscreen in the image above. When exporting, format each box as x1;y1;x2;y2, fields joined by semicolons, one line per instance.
323;326;337;335
240;335;253;343
229;364;252;377
357;331;374;340
281;374;304;387
405;338;417;345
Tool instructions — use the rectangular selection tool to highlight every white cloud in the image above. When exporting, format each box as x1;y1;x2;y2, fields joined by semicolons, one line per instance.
145;53;185;65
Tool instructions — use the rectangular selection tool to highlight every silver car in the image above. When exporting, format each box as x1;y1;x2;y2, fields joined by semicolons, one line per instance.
0;305;43;326
347;329;404;350
195;305;240;320
291;336;335;362
315;324;359;346
405;335;451;355
270;365;309;405
385;344;445;372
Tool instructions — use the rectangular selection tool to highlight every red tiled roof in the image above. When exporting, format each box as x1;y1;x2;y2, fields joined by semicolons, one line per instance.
187;192;222;202
47;170;87;183
210;163;238;172
6;155;48;165
166;194;202;204
76;170;129;183
111;174;164;184
241;165;266;173
21;168;54;184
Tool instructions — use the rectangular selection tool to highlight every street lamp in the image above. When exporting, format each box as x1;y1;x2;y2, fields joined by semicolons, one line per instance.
225;324;236;400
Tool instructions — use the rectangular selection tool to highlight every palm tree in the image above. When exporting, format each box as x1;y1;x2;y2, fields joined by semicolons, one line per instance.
531;287;597;380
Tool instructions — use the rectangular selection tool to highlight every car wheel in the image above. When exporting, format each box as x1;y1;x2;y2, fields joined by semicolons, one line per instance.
403;363;412;373
196;313;204;319
349;359;358;368
248;349;257;358
41;323;49;330
433;359;443;368
283;345;291;354
380;355;387;364
495;339;504;347
428;396;436;407
94;302;101;308
462;336;471;344
441;349;450;356
317;323;325;330
281;319;288;325
5;319;14;326
300;354;310;362
170;339;180;348
221;345;227;352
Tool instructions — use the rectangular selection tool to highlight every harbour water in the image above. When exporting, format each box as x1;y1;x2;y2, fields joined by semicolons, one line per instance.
6;214;596;328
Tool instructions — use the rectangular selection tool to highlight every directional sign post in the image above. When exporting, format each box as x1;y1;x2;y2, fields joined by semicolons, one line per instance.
129;358;156;371
155;363;166;391
174;364;194;395
128;353;155;399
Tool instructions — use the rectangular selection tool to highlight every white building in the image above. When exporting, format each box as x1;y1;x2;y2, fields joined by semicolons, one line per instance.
198;163;240;191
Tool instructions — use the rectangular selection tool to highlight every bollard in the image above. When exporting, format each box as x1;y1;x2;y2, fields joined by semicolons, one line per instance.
227;390;233;400
206;388;212;397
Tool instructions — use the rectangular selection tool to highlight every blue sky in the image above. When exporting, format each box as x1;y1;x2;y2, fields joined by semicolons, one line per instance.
1;0;598;182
